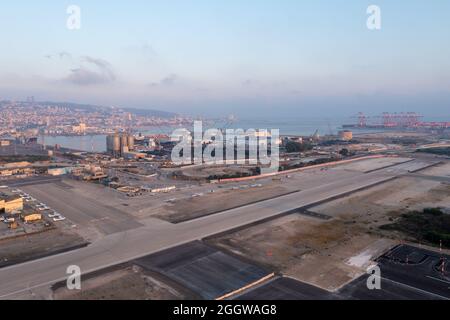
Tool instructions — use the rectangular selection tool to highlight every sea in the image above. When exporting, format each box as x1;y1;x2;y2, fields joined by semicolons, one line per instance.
38;117;378;153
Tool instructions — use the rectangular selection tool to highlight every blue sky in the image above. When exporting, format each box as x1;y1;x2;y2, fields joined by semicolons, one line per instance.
0;1;449;118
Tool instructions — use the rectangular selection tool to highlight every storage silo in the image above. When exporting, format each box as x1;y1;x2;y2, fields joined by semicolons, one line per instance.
106;135;114;154
121;135;128;149
127;135;135;151
339;130;353;141
113;134;121;155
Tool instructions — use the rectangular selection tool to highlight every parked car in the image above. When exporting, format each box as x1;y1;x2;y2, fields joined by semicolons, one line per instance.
48;212;60;218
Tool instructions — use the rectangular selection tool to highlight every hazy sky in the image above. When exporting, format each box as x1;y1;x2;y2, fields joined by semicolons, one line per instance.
0;1;449;118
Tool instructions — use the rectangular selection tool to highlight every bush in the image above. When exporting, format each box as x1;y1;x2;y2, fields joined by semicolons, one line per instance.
380;208;450;248
423;208;443;216
285;141;312;153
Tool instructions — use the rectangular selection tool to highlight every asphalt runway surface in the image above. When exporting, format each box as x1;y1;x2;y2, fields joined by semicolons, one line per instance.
374;245;450;299
135;241;270;300
237;277;335;300
0;159;441;299
339;274;440;300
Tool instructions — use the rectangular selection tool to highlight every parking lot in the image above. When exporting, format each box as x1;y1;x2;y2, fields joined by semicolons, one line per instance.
21;182;143;235
0;185;66;240
9;187;68;223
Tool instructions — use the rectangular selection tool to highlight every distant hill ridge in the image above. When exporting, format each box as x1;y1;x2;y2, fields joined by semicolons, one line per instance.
34;101;177;118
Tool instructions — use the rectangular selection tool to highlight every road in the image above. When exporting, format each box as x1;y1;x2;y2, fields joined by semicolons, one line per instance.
0;160;437;299
2;176;62;187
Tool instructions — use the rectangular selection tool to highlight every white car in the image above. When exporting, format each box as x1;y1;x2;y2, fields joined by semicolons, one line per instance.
48;212;60;218
53;216;66;222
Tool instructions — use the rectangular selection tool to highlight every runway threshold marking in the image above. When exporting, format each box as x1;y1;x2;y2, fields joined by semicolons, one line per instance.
425;275;450;285
90;217;111;223
382;277;449;300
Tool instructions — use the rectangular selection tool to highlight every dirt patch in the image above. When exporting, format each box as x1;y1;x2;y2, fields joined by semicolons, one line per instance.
0;228;87;268
155;183;298;223
206;214;394;291
174;165;258;181
53;265;196;300
421;162;450;177
314;176;450;217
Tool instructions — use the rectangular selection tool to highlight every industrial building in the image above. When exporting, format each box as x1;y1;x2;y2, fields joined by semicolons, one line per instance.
106;133;135;158
0;140;11;147
339;130;353;141
0;193;24;214
0;162;35;177
22;213;42;223
47;167;72;176
345;112;450;129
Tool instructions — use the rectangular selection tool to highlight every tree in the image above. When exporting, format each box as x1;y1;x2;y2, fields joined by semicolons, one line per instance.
285;141;312;153
339;148;350;157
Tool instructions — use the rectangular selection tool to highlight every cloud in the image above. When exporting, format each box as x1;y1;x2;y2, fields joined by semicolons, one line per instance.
63;56;116;86
161;74;178;86
122;43;157;60
242;79;257;87
149;74;179;87
45;51;72;60
59;51;72;59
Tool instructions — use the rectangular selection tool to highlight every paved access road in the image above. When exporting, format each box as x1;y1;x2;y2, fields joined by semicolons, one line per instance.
2;176;62;187
0;160;437;299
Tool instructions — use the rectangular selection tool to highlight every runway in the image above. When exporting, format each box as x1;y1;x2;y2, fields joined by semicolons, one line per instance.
0;159;438;299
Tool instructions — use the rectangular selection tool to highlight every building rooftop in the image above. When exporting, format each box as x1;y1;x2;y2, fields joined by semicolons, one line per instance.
0;192;21;202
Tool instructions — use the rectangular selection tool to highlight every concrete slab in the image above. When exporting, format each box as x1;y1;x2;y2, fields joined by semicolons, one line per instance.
134;241;270;300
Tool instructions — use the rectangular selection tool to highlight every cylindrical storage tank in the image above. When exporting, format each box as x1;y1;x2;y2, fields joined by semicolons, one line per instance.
127;135;135;151
106;135;113;153
113;134;121;153
121;135;128;149
339;130;353;141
